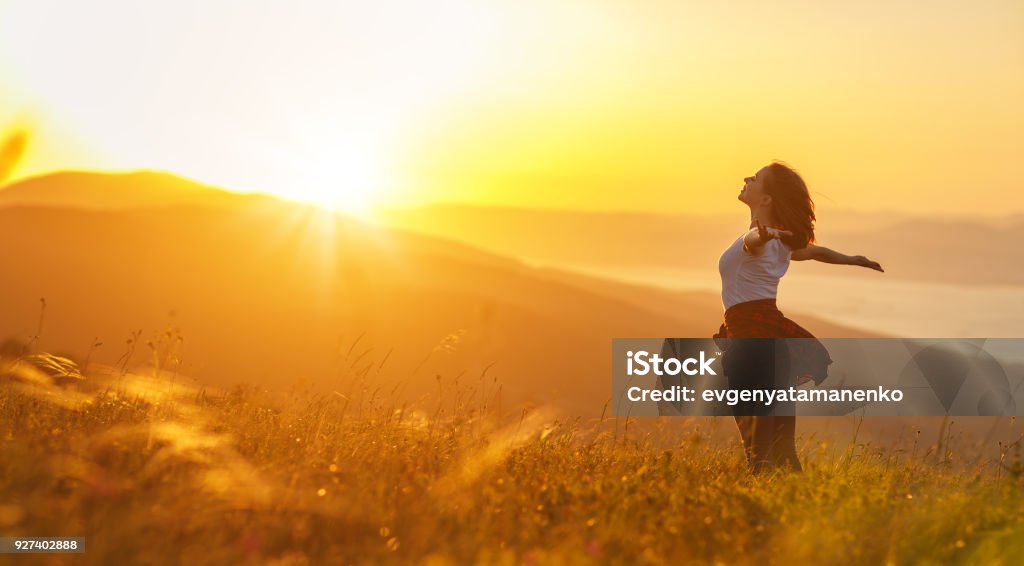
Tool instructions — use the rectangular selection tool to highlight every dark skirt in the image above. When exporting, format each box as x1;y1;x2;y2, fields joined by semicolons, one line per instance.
713;298;832;416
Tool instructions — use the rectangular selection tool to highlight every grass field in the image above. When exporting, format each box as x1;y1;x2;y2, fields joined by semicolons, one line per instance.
1;353;1023;565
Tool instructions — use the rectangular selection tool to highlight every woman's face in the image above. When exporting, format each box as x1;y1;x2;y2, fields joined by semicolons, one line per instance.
738;165;770;208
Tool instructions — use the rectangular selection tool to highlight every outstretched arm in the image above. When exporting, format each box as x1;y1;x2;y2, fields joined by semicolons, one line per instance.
791;244;884;272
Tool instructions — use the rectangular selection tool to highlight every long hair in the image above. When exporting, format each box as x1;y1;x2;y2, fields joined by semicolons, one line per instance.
763;161;816;250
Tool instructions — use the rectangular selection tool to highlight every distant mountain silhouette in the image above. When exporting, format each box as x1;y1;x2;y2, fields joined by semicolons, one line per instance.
378;203;1024;285
0;170;271;210
0;171;872;416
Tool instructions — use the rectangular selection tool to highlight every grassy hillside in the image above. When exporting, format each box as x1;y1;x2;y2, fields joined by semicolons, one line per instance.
2;358;1022;565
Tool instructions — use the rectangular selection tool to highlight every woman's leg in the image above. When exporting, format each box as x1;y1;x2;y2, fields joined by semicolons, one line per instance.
767;343;802;472
767;416;802;472
725;338;778;473
733;415;773;473
735;416;801;473
734;415;774;473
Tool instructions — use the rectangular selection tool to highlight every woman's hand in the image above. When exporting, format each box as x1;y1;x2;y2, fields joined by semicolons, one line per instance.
851;255;884;272
754;219;793;243
797;375;814;386
744;220;793;253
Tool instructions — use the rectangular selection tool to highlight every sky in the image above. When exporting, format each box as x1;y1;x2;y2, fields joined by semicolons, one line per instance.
0;0;1021;215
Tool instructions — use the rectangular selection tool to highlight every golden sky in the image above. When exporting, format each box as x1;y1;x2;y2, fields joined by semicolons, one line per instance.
0;0;1021;215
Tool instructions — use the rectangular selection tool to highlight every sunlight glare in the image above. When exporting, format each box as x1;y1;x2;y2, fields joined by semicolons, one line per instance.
281;146;389;219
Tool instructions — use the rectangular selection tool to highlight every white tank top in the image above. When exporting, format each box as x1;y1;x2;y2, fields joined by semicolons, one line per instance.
718;231;792;310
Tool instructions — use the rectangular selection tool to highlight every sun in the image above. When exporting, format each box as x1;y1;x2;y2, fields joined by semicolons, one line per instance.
285;158;383;218
265;135;397;220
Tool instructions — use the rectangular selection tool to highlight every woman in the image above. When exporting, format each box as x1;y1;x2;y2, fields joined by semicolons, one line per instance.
715;161;883;473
